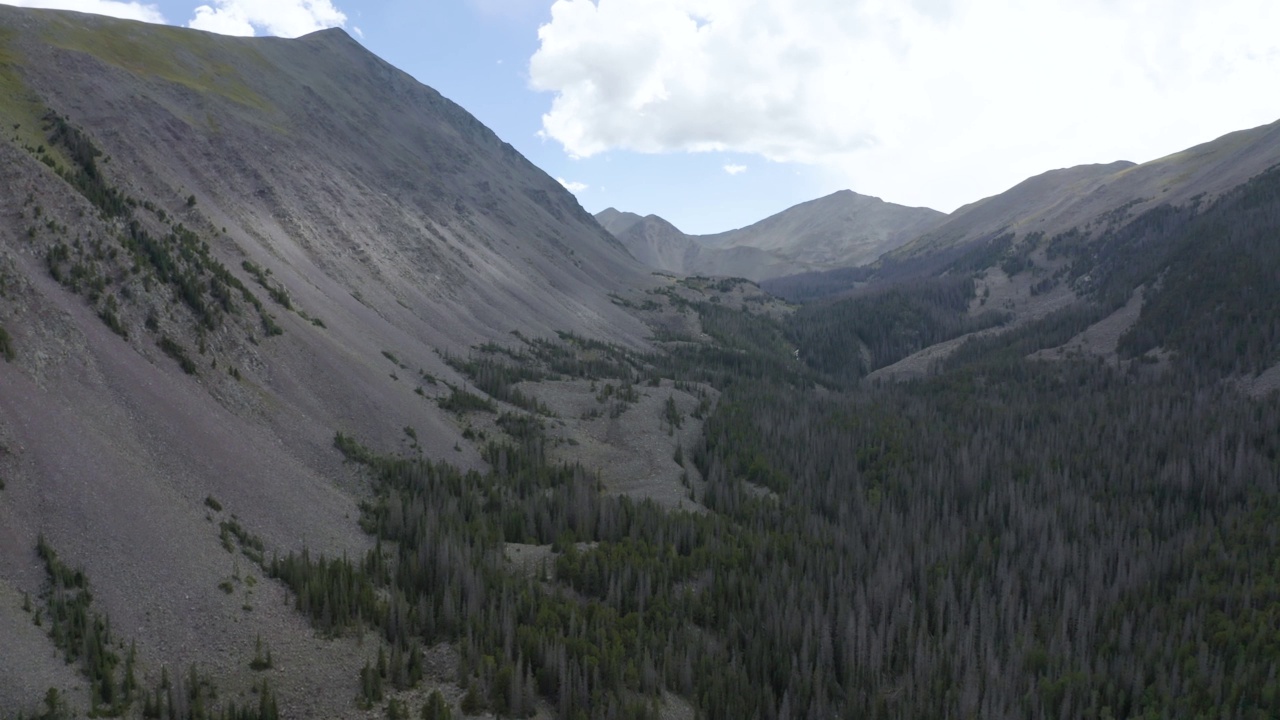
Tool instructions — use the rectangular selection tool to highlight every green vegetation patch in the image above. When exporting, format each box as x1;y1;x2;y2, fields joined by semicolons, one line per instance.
0;28;57;153
0;324;13;361
43;20;272;113
157;335;198;375
34;112;279;345
437;387;496;414
34;535;137;716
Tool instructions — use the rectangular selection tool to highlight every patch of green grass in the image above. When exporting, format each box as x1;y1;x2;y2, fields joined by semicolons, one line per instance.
0;29;60;155
43;21;273;113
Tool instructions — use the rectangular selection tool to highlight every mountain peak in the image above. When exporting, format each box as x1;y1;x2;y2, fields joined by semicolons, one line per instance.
297;25;359;46
696;190;946;267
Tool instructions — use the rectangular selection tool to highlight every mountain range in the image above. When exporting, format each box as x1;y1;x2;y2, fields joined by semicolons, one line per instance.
596;190;945;281
2;6;1280;720
599;118;1280;289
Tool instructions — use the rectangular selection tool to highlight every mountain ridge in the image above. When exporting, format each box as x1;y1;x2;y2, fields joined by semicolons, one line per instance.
597;189;945;280
889;117;1280;262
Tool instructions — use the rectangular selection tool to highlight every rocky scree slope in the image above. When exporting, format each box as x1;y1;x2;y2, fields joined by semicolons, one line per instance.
0;6;651;716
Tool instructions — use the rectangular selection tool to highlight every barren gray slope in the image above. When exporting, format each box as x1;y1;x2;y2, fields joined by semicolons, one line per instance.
0;6;654;716
891;117;1280;260
700;190;946;266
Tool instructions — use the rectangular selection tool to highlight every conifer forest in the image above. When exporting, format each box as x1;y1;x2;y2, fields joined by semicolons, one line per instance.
214;165;1280;718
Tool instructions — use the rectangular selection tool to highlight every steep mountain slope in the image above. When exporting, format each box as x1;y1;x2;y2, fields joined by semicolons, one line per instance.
0;7;654;715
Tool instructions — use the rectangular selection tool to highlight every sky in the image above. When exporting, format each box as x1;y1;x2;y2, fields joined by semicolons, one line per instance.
3;1;1280;235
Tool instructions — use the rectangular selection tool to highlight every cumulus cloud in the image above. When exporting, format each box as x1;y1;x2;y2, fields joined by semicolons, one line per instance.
723;164;747;175
530;0;1280;210
188;0;346;38
0;0;164;23
557;177;588;193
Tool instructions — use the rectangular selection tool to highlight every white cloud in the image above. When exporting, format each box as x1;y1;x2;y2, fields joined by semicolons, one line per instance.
557;177;588;193
0;0;164;23
530;0;1280;211
188;0;347;38
723;163;747;175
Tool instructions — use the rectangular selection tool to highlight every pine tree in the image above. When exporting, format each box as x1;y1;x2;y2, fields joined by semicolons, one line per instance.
421;690;452;720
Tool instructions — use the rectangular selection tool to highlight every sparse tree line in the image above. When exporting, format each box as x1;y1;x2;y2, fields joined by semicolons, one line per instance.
17;109;299;379
7;537;280;720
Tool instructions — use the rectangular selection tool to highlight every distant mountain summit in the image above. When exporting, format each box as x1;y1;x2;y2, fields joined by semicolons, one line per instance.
597;191;945;280
601;212;804;280
595;207;645;236
702;190;945;267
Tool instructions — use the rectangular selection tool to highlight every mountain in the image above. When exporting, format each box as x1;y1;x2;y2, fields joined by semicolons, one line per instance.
702;190;945;266
768;119;1280;301
601;212;806;281
597;191;943;281
6;7;1280;720
593;206;644;236
0;7;655;715
889;117;1280;262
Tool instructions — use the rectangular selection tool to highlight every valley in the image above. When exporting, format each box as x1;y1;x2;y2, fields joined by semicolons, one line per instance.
1;7;1279;720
